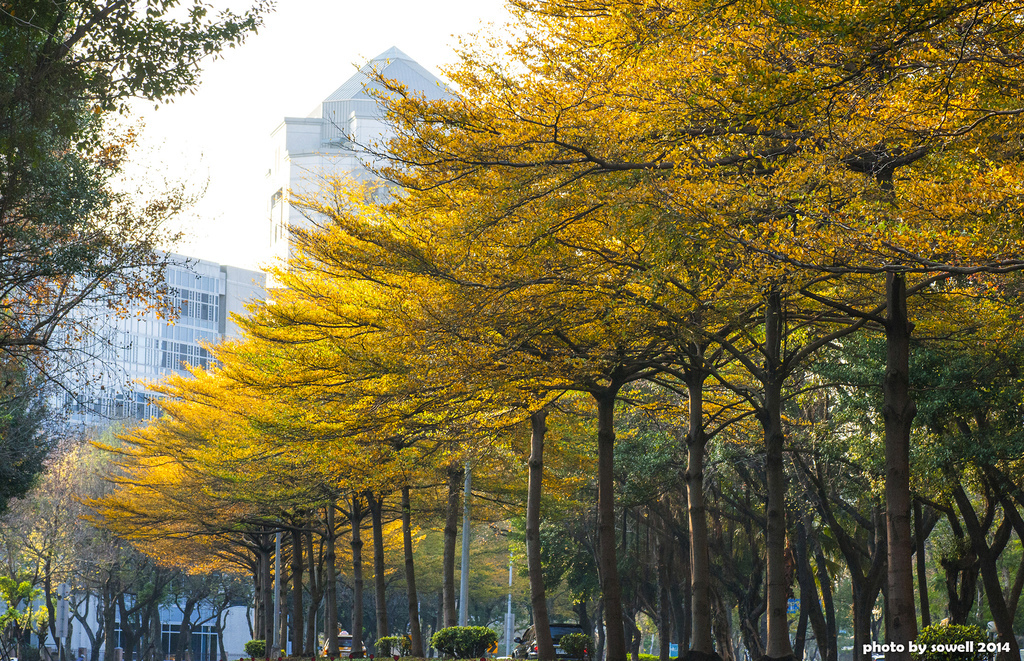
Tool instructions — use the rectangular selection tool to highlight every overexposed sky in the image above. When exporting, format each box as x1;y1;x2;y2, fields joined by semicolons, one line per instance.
129;0;511;271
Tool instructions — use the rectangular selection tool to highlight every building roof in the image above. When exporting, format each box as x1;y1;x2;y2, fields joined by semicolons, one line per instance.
310;46;448;117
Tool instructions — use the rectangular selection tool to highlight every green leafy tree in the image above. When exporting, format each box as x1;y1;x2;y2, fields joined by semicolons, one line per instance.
0;0;270;516
0;373;51;512
0;0;271;354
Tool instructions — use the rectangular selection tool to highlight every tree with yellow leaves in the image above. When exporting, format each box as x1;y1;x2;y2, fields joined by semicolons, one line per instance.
364;2;1024;659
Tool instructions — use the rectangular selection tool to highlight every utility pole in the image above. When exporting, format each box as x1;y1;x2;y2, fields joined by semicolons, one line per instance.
505;557;514;657
458;466;472;626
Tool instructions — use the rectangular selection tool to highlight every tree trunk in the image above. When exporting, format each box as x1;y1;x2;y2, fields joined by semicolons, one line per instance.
143;605;157;661
626;616;641;661
279;542;288;658
812;538;838;661
793;608;808;661
262;539;275;653
883;272;917;659
941;547;978;626
45;558;56;643
977;537;1019;661
684;369;717;660
673;502;692;658
796;456;879;661
178;598;198;661
761;290;793;661
950;483;1020;661
574;599;592;643
306;529;322;656
710;586;736;661
443;464;463;628
218;606;229;661
851;581;875;661
402;485;424;657
292;528;306;656
795;521;826;661
913;501;930;629
668;579;687;660
352;494;365;657
855;509;886;661
594;388;627;661
436;590;444;639
736;492;766;661
326;501;340;656
117;593;140;661
526;408;556;660
657;538;671;661
369;493;390;640
101;585;115;661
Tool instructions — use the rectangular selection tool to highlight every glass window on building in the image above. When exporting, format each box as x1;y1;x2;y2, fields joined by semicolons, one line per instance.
160;623;219;661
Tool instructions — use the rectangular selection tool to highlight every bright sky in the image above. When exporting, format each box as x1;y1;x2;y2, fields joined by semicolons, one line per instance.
129;0;512;271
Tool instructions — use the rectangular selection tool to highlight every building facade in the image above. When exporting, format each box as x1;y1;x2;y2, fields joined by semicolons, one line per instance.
43;258;264;660
62;255;265;428
267;46;447;266
59;595;253;661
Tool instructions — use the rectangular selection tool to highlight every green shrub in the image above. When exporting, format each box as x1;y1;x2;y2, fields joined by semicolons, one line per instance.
559;633;591;659
431;626;498;658
914;624;987;661
245;640;267;658
376;636;412;657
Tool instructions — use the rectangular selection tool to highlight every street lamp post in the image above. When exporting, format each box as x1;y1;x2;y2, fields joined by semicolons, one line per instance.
505;559;514;657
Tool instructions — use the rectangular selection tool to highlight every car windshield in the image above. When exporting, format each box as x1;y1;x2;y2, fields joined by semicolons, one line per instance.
551;626;584;637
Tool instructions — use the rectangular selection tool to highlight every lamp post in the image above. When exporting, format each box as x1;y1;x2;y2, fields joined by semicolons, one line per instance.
505;558;514;657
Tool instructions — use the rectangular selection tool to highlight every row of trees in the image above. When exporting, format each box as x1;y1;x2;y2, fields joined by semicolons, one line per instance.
86;2;1024;661
0;438;252;661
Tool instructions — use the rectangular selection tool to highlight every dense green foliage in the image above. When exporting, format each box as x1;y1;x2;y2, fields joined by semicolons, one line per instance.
0;374;51;513
0;0;270;521
558;633;591;659
431;627;498;659
245;640;267;658
914;625;988;661
377;636;412;657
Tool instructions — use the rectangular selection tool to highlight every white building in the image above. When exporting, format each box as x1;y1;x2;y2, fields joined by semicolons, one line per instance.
62;255;265;427
267;46;448;265
59;596;253;661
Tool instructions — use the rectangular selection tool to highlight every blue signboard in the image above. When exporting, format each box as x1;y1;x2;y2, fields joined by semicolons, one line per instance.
787;599;800;615
669;644;679;658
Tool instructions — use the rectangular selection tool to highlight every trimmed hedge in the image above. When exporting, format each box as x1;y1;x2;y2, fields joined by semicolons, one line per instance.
559;633;591;659
914;624;987;661
431;626;499;658
377;636;412;657
245;640;267;658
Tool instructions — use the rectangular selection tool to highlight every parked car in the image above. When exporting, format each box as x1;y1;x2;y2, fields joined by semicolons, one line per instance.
320;630;368;658
513;623;587;659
